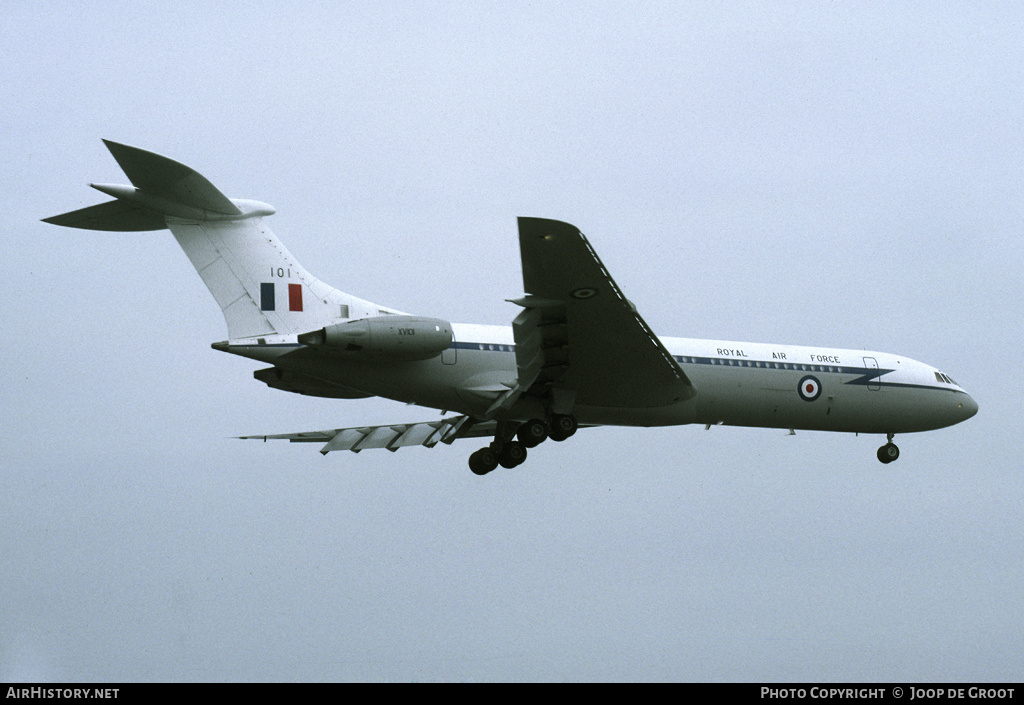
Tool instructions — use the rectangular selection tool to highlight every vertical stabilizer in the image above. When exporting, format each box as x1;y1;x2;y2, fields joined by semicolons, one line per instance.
43;140;396;340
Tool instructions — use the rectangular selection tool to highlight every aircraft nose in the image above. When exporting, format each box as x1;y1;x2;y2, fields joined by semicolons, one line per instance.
962;391;978;418
959;393;979;421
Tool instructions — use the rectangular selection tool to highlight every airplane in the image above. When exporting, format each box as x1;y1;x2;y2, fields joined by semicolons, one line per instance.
44;140;978;475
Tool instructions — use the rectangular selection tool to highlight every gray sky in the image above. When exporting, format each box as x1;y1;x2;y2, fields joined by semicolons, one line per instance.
2;1;1021;682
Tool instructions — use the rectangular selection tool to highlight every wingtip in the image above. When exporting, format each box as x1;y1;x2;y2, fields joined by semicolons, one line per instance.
101;138;136;157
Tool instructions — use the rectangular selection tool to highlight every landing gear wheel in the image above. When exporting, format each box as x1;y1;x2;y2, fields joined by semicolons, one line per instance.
517;419;548;448
547;414;578;442
877;442;900;464
499;441;528;468
469;447;499;475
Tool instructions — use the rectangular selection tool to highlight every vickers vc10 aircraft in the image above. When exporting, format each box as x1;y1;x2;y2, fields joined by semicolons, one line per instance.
45;141;978;475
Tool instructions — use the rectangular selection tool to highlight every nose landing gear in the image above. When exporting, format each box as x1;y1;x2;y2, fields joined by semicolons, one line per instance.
877;433;900;464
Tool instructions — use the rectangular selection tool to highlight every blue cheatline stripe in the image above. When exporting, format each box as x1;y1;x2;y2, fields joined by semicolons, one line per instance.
667;354;894;382
260;282;275;311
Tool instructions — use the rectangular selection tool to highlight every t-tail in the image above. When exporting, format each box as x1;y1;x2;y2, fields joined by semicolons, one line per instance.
43;140;397;340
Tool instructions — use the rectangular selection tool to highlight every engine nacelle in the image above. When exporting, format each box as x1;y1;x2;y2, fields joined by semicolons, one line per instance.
298;315;454;361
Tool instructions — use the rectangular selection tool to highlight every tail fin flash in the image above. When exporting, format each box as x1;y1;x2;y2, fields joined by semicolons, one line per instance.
44;140;393;340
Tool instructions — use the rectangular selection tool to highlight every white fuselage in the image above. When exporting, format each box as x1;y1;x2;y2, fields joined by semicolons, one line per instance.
47;142;978;467
223;321;978;436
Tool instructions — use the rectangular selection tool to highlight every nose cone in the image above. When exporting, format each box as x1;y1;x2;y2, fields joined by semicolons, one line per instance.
958;392;979;422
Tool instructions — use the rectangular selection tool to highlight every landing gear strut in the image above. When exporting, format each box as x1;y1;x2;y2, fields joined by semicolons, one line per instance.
877;433;900;464
467;414;577;475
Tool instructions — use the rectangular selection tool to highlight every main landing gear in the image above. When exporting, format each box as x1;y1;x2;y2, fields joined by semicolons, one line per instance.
877;433;900;464
468;414;578;475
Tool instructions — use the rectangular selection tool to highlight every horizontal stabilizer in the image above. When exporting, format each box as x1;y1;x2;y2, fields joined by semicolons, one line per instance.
102;139;241;215
41;199;167;231
43;140;275;232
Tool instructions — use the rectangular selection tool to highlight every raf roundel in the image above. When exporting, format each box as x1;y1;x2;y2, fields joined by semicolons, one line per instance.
571;287;598;299
798;375;822;402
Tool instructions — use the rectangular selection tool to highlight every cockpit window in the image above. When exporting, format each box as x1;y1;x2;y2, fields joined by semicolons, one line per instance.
935;372;958;386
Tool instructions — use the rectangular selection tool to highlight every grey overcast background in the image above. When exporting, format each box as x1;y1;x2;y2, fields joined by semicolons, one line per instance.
2;2;1021;682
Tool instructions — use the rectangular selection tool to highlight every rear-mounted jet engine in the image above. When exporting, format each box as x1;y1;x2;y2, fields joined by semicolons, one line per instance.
298;315;454;361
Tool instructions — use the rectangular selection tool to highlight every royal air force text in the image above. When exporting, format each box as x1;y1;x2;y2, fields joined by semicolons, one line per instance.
716;349;841;364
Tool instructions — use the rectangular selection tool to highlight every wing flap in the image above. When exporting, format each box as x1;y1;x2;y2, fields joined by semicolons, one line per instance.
238;415;494;456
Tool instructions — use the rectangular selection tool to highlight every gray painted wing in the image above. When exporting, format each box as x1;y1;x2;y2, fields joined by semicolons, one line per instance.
513;217;694;408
